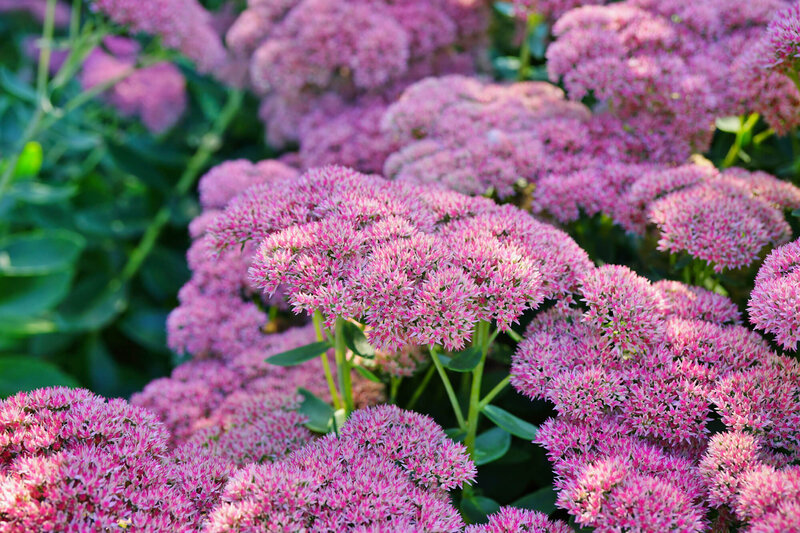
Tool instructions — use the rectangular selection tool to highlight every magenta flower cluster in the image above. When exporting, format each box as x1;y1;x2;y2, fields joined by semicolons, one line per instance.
224;0;487;171
547;0;795;149
80;37;187;133
92;0;226;73
205;405;475;532
512;264;800;531
210;164;593;351
748;237;800;351
381;76;800;271
0;388;229;531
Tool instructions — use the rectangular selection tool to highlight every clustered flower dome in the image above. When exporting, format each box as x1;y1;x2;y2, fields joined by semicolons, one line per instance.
209;164;593;352
381;76;800;272
0;388;229;531
380;75;671;199
749;238;800;352
546;0;796;153
79;37;187;133
91;0;226;73
205;405;476;532
145;160;384;451
511;264;800;531
223;0;488;172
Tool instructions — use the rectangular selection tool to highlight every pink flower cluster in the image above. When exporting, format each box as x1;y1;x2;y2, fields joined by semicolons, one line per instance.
381;76;800;271
547;0;794;150
700;432;800;532
380;75;673;199
92;0;226;73
205;405;475;532
512;264;800;531
210;165;593;352
535;162;800;271
224;0;487;171
80;37;187;133
733;2;800;133
0;387;229;531
132;325;329;446
168;159;299;359
748;238;800;350
465;507;572;532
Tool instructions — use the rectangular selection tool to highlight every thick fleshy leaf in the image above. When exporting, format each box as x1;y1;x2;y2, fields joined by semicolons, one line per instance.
297;388;334;434
482;404;539;440
8;182;78;204
461;495;501;524
473;427;511;466
512;485;558;515
13;142;43;178
0;230;85;275
342;320;375;358
267;340;332;366
443;346;482;372
715;116;742;133
0;356;78;398
55;281;128;332
0;270;73;317
353;365;382;383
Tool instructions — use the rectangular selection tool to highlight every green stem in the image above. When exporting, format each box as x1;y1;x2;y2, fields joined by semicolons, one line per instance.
314;310;341;410
112;89;242;286
722;113;759;168
786;68;800;96
517;13;541;81
478;375;511;410
506;328;523;343
334;316;355;415
430;346;466;429
36;0;57;107
406;364;436;411
464;321;491;457
390;375;401;404
69;0;81;41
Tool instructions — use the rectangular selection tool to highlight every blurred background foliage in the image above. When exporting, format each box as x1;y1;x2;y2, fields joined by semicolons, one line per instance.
0;3;265;398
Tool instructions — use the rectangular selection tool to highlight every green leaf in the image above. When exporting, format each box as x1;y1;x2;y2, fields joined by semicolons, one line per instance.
341;320;375;358
297;387;334;433
0;67;36;103
0;356;78;398
55;282;128;332
792;208;800;218
84;336;121;397
0;316;57;336
482;405;539;440
493;2;515;17
443;346;482;372
715;116;741;133
0;230;85;275
473;427;511;466
0;269;73;317
266;340;332;366
445;427;466;443
353;365;382;383
7;182;78;204
75;204;150;238
13;142;43;178
461;495;501;525
118;308;168;352
512;485;558;515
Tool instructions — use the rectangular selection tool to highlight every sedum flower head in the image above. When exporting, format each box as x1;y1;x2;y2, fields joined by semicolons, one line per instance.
211;165;592;352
